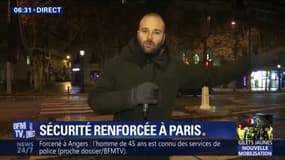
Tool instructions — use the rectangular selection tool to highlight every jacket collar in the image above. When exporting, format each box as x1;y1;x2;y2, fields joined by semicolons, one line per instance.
124;38;170;70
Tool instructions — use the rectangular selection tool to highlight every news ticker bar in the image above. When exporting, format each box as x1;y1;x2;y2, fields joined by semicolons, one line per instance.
12;6;64;14
0;139;284;156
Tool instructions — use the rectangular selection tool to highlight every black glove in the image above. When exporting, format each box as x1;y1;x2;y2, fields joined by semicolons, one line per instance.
251;48;285;69
130;82;159;106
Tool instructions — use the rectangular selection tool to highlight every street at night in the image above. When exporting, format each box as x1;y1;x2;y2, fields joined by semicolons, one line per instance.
1;88;285;138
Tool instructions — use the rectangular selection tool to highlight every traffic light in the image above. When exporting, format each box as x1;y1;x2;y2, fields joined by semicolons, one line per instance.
204;59;212;67
204;53;212;67
205;60;209;66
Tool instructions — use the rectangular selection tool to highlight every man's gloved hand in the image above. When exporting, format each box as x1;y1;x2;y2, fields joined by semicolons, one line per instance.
130;82;159;106
251;48;285;69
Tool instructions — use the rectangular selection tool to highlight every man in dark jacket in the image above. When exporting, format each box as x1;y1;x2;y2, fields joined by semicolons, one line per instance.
87;12;283;160
88;13;251;121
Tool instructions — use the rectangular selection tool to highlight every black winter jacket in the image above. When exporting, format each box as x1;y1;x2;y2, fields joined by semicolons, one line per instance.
88;38;250;121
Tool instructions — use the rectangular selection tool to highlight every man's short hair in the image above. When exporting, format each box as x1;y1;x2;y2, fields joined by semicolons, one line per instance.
139;12;167;33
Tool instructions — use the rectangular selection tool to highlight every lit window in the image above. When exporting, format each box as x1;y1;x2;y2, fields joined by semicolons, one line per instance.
26;56;30;65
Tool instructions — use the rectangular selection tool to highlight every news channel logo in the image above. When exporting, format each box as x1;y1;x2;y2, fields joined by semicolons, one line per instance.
13;120;35;139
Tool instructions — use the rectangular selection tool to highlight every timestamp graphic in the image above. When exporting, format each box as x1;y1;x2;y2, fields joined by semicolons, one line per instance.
12;6;64;15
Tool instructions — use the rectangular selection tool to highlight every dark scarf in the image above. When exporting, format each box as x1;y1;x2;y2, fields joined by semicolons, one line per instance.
125;38;170;71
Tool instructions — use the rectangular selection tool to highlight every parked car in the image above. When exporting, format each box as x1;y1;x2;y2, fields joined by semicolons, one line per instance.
177;87;212;97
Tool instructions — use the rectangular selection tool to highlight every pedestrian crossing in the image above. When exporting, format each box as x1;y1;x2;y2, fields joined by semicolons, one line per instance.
39;98;93;115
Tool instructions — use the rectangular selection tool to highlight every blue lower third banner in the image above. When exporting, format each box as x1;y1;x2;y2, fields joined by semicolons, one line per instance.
33;121;236;139
0;140;285;156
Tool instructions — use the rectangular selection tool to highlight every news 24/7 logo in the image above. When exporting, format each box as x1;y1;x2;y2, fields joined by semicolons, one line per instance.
13;121;35;139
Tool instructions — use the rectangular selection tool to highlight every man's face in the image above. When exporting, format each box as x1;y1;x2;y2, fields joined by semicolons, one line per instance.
137;16;166;54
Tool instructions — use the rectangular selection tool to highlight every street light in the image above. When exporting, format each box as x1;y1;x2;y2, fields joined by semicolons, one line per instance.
80;50;85;56
80;50;85;93
65;55;71;68
230;20;236;31
65;55;71;81
277;64;282;91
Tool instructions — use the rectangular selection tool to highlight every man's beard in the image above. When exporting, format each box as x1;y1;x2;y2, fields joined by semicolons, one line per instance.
139;39;164;54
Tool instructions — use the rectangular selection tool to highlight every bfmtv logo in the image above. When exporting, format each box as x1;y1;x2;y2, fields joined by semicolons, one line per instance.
13;120;35;139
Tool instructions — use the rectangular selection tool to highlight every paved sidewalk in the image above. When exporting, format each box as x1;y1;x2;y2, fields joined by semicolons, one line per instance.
0;82;89;96
1;83;284;96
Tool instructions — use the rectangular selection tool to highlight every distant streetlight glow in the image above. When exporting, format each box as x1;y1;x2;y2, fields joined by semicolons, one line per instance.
79;50;85;93
207;16;211;21
72;68;80;72
231;21;236;25
66;55;70;60
277;64;281;68
122;0;127;5
80;50;85;56
26;56;30;65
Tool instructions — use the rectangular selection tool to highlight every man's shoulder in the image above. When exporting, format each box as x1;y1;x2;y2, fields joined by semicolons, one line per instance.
103;51;132;70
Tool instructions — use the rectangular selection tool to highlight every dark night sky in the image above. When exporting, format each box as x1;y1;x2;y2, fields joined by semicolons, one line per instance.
1;0;285;61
